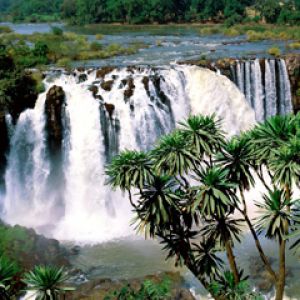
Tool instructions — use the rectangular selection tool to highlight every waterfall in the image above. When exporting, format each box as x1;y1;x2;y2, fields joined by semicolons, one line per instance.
2;93;58;229
0;65;256;243
232;58;293;121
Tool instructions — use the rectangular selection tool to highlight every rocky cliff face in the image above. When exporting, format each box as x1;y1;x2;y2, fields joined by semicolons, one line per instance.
0;112;9;188
285;54;300;113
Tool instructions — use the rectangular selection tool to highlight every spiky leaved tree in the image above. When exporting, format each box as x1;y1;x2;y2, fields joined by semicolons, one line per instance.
106;113;300;300
23;266;74;300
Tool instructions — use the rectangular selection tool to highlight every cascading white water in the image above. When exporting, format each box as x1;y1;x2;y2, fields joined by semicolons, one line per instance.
0;65;259;243
232;58;293;121
183;66;255;135
278;59;293;115
2;92;58;229
265;59;277;117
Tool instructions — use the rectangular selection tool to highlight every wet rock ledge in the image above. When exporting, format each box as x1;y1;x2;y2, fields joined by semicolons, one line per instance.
180;53;300;113
65;271;195;300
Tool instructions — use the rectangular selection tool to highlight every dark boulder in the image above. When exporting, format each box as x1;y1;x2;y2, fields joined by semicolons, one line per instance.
142;76;150;95
88;85;99;97
45;85;66;157
104;103;115;118
78;73;88;83
101;80;114;91
96;67;115;79
124;77;135;100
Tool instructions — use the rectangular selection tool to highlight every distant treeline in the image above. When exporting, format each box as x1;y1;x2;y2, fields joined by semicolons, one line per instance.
1;0;300;25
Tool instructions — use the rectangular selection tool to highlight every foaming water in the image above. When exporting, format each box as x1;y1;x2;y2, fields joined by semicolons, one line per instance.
0;64;293;244
183;66;256;135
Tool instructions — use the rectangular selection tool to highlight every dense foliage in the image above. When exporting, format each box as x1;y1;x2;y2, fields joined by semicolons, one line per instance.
0;258;73;300
0;44;41;120
107;113;300;300
1;0;300;25
104;277;171;300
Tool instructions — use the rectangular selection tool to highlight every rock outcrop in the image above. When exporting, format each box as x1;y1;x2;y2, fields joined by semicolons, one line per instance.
0;111;9;188
101;80;114;91
96;67;115;79
65;271;195;300
0;221;69;270
45;85;66;157
284;54;300;113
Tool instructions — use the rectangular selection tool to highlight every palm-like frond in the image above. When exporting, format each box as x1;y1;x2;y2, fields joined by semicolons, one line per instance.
179;114;225;157
250;114;295;164
193;238;224;279
217;135;255;191
269;137;300;187
0;256;18;299
106;150;153;191
23;266;74;300
152;130;197;176
193;167;238;217
134;176;182;237
159;228;198;268
255;189;296;240
201;217;243;248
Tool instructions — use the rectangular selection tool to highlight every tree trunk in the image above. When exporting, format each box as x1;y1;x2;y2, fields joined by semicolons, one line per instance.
225;241;240;284
274;183;290;300
275;238;286;300
128;189;137;209
239;188;277;281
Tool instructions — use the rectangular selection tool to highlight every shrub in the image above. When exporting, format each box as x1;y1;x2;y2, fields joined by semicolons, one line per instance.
31;71;45;94
51;26;63;36
199;26;222;36
104;277;171;300
267;46;281;57
0;26;12;34
90;41;103;51
95;34;104;40
288;42;300;49
223;27;240;37
56;58;72;69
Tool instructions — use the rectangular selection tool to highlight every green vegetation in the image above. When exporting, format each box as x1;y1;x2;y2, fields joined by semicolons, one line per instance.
0;257;73;300
0;0;62;22
0;0;300;25
209;271;263;300
0;43;41;120
0;26;12;33
61;0;300;25
23;266;74;300
0;29;146;70
267;46;281;57
288;41;300;49
197;23;300;41
104;277;171;300
0;256;19;300
107;113;300;300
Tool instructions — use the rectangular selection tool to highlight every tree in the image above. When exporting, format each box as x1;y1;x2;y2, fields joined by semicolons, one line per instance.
107;113;300;300
255;0;282;23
